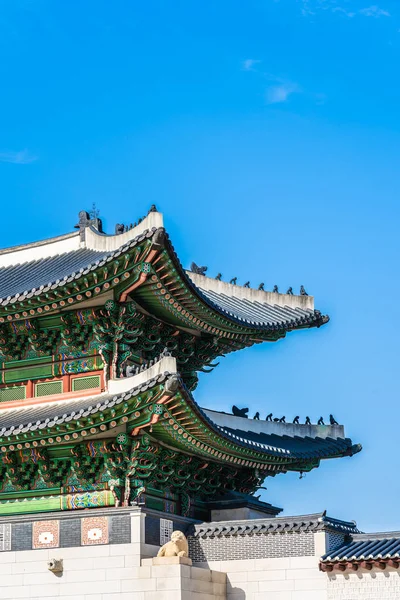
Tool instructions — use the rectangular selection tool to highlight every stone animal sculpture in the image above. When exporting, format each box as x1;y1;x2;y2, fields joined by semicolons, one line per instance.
329;414;338;425
273;285;279;293
258;283;265;291
305;416;311;425
279;416;286;423
157;531;189;558
266;413;273;421
300;285;308;296
230;277;237;285
215;273;222;280
293;416;300;424
286;287;293;295
232;406;249;418
317;417;325;425
191;262;207;276
244;281;250;288
253;412;260;420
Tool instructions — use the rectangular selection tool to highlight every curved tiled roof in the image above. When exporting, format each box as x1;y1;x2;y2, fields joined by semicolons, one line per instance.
198;289;324;329
0;367;359;465
191;513;360;538
0;372;169;437
0;229;155;306
215;424;361;460
0;222;329;333
322;533;400;562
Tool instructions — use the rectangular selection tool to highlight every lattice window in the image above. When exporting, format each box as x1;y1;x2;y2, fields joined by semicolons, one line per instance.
35;380;63;397
0;524;11;552
0;386;26;403
160;518;173;546
72;375;101;392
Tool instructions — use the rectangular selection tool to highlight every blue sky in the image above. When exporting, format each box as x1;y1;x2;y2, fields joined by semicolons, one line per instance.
1;0;400;531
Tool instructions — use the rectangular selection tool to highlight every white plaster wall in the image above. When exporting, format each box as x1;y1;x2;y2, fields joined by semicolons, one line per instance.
327;569;400;600
0;233;80;268
195;556;328;600
85;211;164;252
108;356;177;395
187;272;314;310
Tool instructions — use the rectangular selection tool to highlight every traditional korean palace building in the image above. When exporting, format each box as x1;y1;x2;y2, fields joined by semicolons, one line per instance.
0;207;396;600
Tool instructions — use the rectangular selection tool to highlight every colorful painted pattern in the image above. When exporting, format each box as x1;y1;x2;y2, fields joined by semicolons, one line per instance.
81;516;109;545
32;520;60;549
61;490;114;510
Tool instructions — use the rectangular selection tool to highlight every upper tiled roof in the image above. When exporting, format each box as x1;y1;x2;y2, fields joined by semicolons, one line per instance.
191;513;360;538
0;248;105;299
0;209;329;334
322;533;400;562
198;288;325;329
0;229;155;305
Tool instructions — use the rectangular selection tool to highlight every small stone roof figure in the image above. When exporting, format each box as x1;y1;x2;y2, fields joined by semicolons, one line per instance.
305;416;311;425
115;223;125;235
258;283;264;291
293;416;300;424
273;285;279;293
317;416;325;425
244;281;250;288
300;285;308;296
266;413;273;421
329;414;338;425
215;273;222;280
232;405;249;418
279;416;286;423
191;262;208;276
273;418;280;422
230;277;237;285
286;287;293;295
125;364;136;377
253;412;260;420
148;204;157;213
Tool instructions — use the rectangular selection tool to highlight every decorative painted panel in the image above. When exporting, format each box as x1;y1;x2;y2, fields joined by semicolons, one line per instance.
81;516;109;545
32;520;60;549
0;523;11;551
160;518;173;545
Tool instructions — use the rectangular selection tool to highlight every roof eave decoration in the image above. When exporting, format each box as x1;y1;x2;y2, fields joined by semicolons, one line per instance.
0;217;328;344
0;358;359;475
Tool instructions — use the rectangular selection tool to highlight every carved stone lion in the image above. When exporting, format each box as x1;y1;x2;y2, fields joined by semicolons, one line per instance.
157;530;189;558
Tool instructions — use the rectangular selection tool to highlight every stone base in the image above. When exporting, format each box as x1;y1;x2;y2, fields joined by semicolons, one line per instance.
142;556;193;566
141;556;226;599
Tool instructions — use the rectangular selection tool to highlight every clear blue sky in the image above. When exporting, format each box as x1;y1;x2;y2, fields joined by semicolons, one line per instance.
1;0;399;532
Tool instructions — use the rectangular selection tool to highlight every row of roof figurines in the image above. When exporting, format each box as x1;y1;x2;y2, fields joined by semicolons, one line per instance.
86;204;309;296
122;348;339;427
232;405;339;426
191;262;308;295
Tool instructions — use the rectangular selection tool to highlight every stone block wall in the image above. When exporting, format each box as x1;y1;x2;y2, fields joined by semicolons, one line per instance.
195;555;327;600
327;569;400;599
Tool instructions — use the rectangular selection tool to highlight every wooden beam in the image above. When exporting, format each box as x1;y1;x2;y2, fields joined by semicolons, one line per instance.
387;560;399;569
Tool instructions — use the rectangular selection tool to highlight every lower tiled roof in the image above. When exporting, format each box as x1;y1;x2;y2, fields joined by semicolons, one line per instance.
192;513;360;538
0;363;360;468
322;533;400;562
215;424;361;460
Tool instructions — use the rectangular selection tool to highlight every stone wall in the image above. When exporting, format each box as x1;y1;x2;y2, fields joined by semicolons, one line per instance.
327;569;400;600
195;556;327;600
